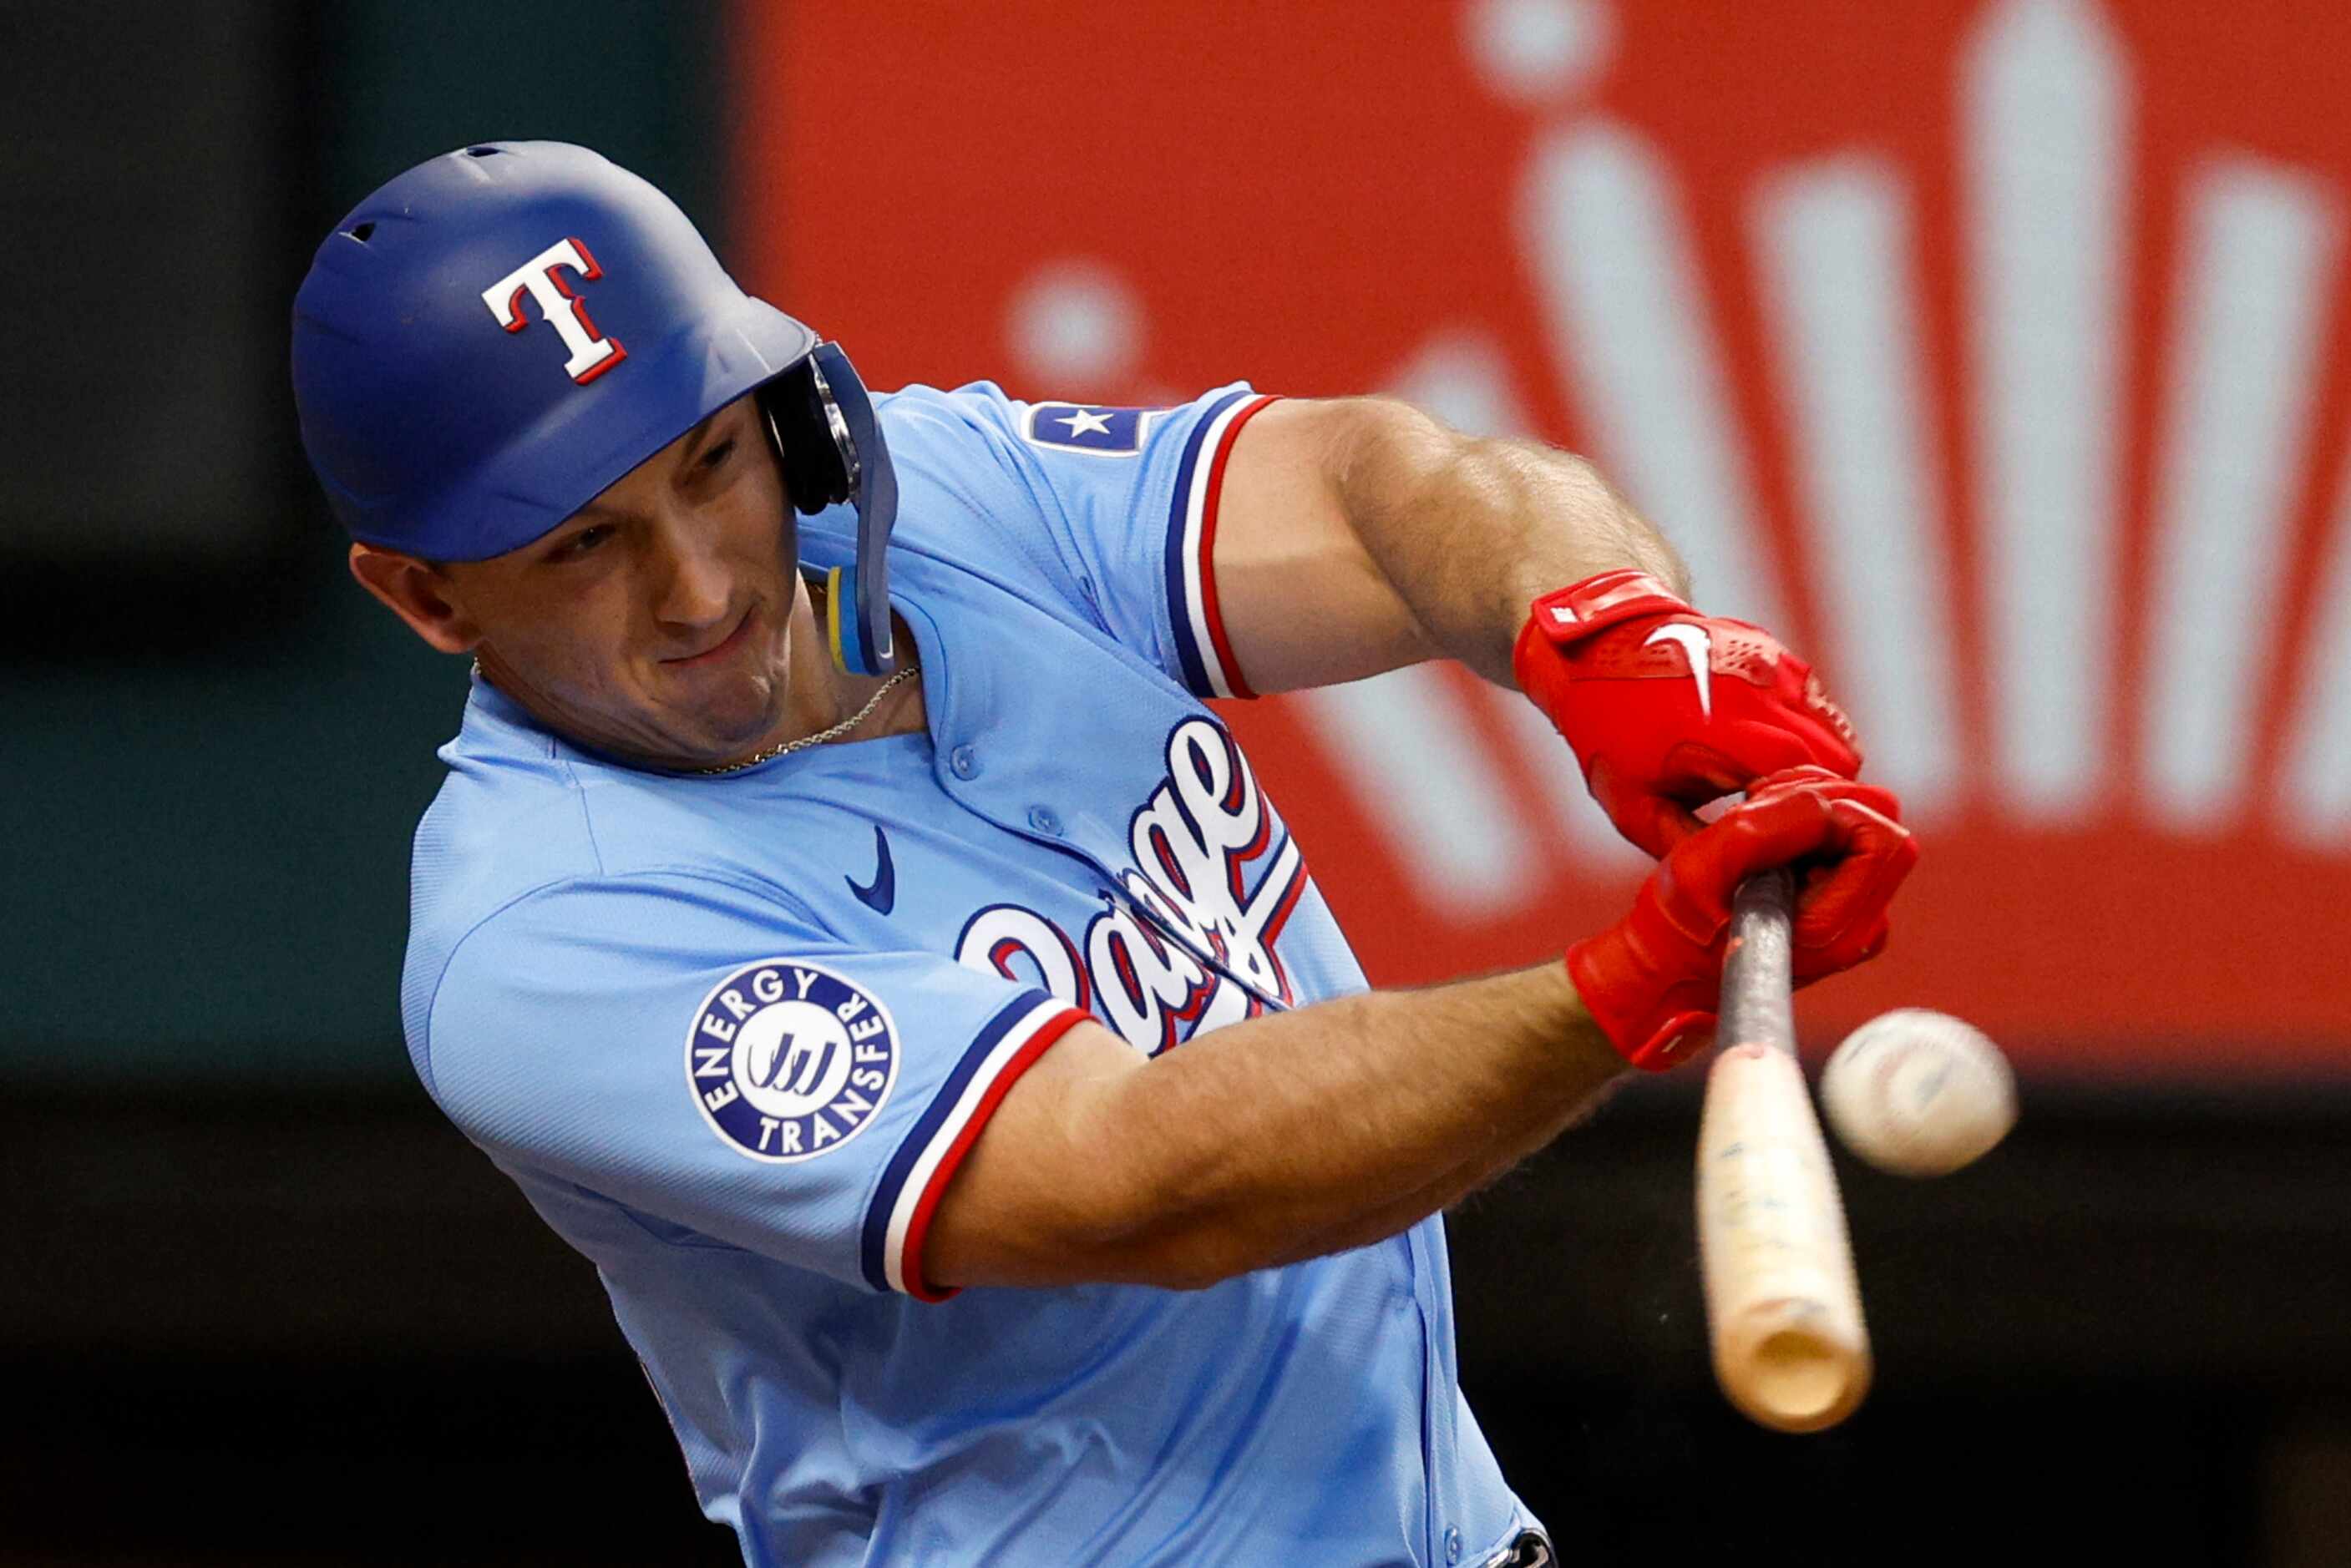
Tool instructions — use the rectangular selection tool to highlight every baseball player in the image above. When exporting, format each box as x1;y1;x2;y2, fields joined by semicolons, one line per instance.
292;143;1913;1565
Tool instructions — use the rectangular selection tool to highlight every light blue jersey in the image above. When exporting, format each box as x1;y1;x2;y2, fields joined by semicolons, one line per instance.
402;382;1539;1565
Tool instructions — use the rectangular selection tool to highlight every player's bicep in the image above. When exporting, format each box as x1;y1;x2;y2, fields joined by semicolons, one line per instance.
1208;397;1434;693
926;382;1429;696
916;1010;1279;1297
920;1016;1143;1289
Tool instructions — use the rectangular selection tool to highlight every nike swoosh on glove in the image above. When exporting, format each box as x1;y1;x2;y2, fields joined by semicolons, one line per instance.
1514;569;1863;860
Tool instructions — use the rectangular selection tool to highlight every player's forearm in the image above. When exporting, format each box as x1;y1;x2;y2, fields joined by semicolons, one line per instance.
1085;963;1626;1285
1255;1084;1621;1271
1332;400;1688;685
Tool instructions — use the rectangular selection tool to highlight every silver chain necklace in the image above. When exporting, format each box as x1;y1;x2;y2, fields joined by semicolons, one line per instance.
691;662;920;775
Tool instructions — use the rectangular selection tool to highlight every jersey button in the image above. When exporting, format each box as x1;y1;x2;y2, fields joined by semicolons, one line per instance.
949;745;981;780
1027;806;1063;836
1444;1526;1463;1564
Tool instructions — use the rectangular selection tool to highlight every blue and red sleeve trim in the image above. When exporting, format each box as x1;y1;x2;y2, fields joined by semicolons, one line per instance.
859;990;1091;1300
1163;391;1279;700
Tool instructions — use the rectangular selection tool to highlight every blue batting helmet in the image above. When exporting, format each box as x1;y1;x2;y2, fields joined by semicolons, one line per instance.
291;140;898;675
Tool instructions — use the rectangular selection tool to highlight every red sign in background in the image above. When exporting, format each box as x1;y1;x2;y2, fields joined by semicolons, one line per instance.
741;1;2351;1077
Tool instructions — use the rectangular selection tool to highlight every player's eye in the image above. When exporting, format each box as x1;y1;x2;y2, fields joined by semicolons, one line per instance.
700;437;736;471
552;524;612;561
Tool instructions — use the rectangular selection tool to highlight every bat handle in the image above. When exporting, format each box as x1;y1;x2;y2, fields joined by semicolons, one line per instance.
1721;868;1798;1053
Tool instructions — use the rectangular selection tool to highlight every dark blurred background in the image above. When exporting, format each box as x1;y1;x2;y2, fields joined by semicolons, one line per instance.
7;3;2350;1563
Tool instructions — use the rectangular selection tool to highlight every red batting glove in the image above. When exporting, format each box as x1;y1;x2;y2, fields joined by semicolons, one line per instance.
1567;767;1918;1070
1514;569;1863;860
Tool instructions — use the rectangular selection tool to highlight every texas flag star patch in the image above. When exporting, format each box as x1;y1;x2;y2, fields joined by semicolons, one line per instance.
686;959;899;1163
1021;403;1152;454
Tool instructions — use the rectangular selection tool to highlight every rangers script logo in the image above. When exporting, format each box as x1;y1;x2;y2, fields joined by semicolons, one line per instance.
687;959;899;1163
958;718;1307;1055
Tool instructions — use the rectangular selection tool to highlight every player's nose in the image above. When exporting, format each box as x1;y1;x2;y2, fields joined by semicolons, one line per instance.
648;515;735;634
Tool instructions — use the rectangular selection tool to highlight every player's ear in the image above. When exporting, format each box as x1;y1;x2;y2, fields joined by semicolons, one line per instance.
348;542;483;655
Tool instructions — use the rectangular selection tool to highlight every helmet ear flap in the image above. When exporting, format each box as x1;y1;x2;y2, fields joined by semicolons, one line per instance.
762;342;898;675
762;360;854;516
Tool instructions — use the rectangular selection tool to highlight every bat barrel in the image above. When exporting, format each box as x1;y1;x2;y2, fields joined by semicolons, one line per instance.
1695;869;1873;1433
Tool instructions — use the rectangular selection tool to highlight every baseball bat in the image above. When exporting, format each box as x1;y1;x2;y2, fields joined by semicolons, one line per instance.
1695;869;1872;1433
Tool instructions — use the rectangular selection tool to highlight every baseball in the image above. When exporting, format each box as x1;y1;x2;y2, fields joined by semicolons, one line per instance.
1819;1009;2016;1177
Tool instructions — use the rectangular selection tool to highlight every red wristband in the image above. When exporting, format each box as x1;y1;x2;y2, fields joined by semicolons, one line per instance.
1521;570;1691;652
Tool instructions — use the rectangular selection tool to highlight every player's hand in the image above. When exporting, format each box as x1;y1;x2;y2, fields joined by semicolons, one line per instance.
1513;569;1863;860
1567;767;1917;1070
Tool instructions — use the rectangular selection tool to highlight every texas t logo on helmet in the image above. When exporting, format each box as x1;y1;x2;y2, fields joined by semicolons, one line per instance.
480;236;627;384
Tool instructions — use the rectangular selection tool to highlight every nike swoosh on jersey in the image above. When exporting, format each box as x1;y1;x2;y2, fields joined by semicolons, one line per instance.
847;824;896;916
1644;623;1714;718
